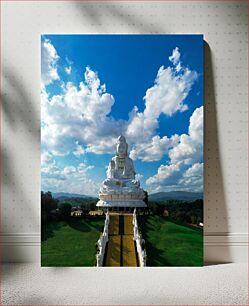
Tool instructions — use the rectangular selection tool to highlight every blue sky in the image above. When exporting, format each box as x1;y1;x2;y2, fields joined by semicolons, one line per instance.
41;35;203;196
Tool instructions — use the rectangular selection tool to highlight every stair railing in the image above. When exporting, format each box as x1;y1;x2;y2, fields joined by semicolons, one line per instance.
96;210;109;267
133;209;146;267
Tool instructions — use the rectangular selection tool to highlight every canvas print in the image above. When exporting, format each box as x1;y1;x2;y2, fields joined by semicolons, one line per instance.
41;34;203;267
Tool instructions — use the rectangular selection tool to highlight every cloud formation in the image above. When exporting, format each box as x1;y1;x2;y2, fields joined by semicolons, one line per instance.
126;47;198;161
41;153;98;196
41;66;125;156
41;44;198;162
41;39;60;86
146;106;203;193
130;135;179;162
65;66;72;75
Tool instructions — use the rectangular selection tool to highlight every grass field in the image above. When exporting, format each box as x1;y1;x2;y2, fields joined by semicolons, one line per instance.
41;217;105;266
138;215;203;267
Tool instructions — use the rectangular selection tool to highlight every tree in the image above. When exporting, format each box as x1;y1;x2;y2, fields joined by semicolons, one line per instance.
41;191;59;223
144;191;149;205
58;202;72;219
41;191;58;212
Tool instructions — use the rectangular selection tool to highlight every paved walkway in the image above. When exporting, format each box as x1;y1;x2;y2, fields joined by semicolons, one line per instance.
104;214;138;267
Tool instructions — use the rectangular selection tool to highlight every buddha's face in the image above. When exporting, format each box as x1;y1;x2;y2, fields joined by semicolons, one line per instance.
117;141;127;156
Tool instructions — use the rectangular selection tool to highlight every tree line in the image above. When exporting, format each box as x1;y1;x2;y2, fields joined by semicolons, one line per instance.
41;191;98;223
41;191;203;226
148;199;203;225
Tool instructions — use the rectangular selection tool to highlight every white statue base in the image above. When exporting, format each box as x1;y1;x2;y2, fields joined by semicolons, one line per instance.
97;200;146;208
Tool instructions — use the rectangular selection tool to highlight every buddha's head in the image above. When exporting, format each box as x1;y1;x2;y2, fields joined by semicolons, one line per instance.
116;135;128;157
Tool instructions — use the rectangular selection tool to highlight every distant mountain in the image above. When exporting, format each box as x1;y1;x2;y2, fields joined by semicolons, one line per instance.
52;192;96;200
148;191;203;202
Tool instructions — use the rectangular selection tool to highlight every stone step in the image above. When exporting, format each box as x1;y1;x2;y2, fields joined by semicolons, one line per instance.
105;235;121;267
104;214;138;267
124;215;133;235
122;235;137;267
109;215;119;235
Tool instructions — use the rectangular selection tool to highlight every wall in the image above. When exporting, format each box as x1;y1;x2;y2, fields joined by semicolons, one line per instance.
1;0;248;263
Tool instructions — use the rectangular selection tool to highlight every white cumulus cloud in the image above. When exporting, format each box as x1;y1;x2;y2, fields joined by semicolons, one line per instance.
146;107;203;193
179;162;203;190
41;66;125;156
41;153;98;196
169;106;203;165
125;47;198;161
127;47;197;139
130;135;179;162
41;38;60;86
65;66;72;75
169;47;181;65
146;162;182;186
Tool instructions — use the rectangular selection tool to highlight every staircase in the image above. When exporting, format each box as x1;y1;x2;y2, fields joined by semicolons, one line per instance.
104;214;138;267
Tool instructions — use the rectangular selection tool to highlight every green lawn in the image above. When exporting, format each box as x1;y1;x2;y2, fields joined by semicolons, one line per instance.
138;215;203;267
41;217;105;266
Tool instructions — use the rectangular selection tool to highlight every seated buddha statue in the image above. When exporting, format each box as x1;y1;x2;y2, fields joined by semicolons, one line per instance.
101;135;140;191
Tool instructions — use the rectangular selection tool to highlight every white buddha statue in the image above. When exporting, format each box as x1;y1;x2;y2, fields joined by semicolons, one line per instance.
97;135;146;208
101;136;140;191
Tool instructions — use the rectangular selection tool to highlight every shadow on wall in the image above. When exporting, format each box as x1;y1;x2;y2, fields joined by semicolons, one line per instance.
1;66;40;216
1;66;40;269
74;2;165;33
2;67;39;138
204;42;231;264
